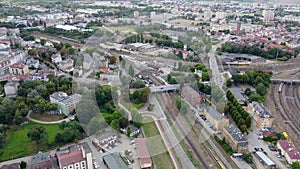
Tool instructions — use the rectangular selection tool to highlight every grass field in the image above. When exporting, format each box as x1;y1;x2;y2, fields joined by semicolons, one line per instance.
142;117;175;169
30;112;65;121
0;122;63;161
107;26;136;33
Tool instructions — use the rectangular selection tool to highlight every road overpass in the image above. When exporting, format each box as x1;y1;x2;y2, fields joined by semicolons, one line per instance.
271;78;300;84
150;84;180;92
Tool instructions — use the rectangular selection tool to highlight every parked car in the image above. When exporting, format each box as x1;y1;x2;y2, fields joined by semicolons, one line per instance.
268;145;276;151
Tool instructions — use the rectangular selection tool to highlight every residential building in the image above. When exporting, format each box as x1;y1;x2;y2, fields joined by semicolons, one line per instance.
51;54;62;64
4;81;19;98
94;130;117;151
103;153;128;169
50;92;82;116
229;88;246;104
181;85;201;106
26;58;40;69
56;142;93;169
121;125;140;137
9;63;29;75
215;11;227;19
58;59;74;72
202;106;229;130
248;101;273;129
277;140;300;165
31;152;54;169
222;125;248;153
263;10;274;22
0;163;20;169
135;138;152;169
134;11;139;18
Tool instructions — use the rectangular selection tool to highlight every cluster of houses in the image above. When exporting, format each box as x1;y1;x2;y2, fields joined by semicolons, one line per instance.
1;142;93;169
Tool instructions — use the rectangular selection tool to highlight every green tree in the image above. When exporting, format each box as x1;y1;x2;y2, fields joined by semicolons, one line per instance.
202;72;210;81
13;109;23;125
242;153;253;164
256;83;266;96
292;162;300;169
40;39;46;46
109;56;117;64
226;79;232;87
27;126;48;144
20;161;27;169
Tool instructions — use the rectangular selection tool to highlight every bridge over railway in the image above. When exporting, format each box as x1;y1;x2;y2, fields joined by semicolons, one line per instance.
271;78;300;84
150;84;180;92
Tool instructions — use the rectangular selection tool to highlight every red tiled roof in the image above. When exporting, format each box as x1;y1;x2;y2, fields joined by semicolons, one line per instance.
135;138;152;167
278;140;293;150
10;63;25;69
57;150;84;166
287;148;300;160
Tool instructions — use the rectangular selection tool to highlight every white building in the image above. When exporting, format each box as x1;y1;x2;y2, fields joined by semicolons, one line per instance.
263;10;274;22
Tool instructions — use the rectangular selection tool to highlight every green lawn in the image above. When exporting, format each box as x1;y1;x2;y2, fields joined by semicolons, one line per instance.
142;117;175;169
0;122;63;161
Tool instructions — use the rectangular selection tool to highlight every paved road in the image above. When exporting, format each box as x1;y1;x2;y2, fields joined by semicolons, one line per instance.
145;94;196;169
208;41;226;89
26;111;75;124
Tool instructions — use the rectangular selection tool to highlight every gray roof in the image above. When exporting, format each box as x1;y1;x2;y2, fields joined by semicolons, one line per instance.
56;142;91;156
31;152;51;165
252;101;273;118
256;151;275;166
128;125;139;132
224;125;248;146
204;106;226;121
220;52;263;61
103;153;128;169
230;88;246;102
96;130;115;141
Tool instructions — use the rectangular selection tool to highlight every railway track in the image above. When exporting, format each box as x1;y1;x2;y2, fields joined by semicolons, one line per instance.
156;92;218;169
292;85;300;113
271;83;300;138
280;84;300;134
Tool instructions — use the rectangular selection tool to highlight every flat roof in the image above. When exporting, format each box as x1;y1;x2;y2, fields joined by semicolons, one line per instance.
229;88;246;102
103;153;128;169
224;125;248;145
256;151;275;166
204;106;226;121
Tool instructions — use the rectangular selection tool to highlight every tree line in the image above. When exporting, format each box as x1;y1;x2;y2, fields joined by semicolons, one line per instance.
225;91;252;134
220;42;293;60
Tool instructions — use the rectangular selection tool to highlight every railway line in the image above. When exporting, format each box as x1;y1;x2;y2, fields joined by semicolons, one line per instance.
270;83;300;142
292;86;300;113
156;92;218;169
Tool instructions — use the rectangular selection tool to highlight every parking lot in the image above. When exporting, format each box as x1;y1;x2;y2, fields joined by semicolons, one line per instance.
84;135;140;169
248;128;289;169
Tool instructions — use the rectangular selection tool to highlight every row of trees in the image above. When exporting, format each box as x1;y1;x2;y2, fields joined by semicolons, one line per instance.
124;33;184;50
220;42;293;60
225;91;252;134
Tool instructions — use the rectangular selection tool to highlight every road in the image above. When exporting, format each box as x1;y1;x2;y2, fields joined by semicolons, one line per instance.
26;111;75;124
144;94;196;169
208;41;227;89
